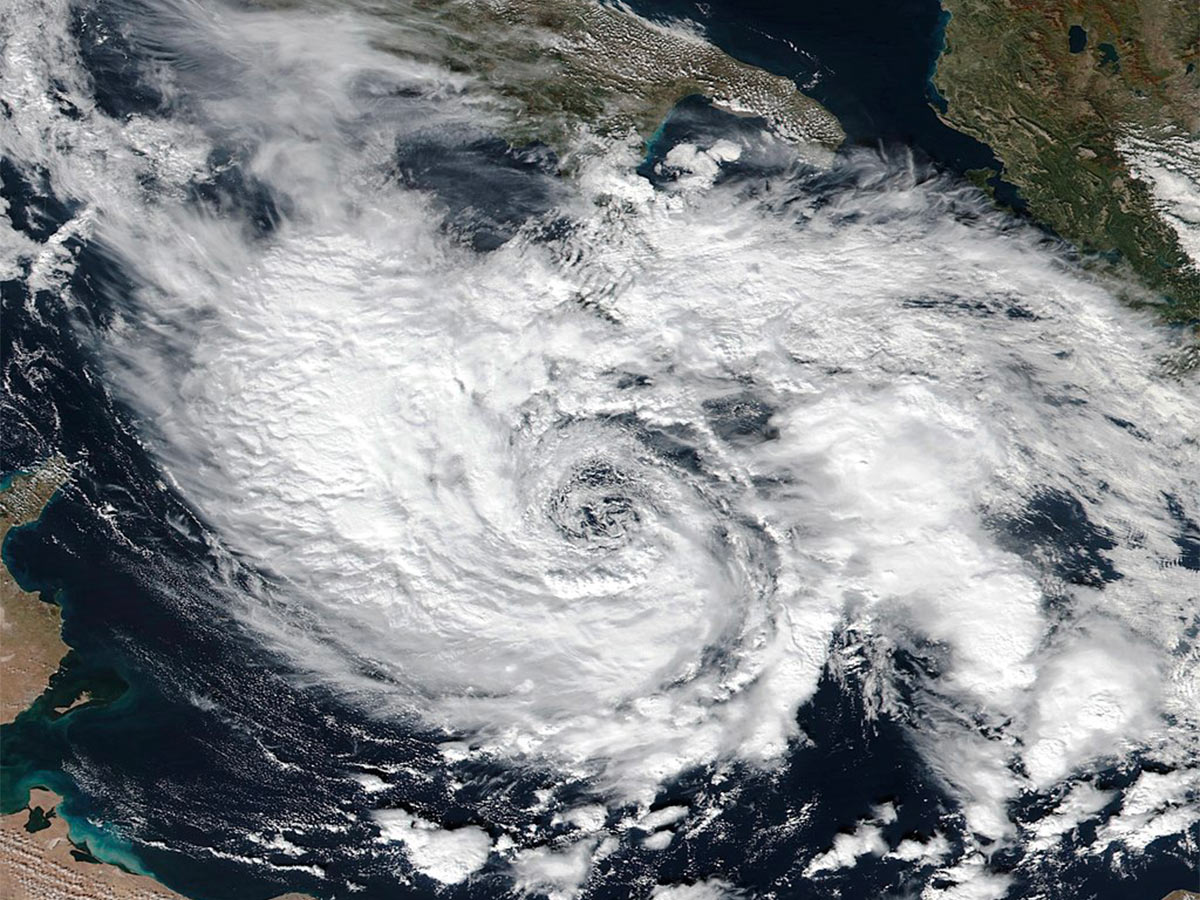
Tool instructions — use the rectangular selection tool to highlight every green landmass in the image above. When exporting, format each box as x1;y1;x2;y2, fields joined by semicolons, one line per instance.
934;0;1200;322
330;0;844;156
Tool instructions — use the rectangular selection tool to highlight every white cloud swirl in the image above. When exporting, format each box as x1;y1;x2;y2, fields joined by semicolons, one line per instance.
4;0;1198;871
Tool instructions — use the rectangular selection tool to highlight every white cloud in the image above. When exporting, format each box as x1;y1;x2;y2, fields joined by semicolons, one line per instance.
887;832;951;864
6;0;1199;885
804;824;888;876
373;809;492;884
1023;622;1162;787
651;880;739;900
1093;768;1200;854
804;802;897;876
512;840;598;900
1023;781;1114;853
1119;129;1200;265
921;854;1012;900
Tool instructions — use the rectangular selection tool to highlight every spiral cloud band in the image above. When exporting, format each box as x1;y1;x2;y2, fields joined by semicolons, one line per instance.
3;0;1198;892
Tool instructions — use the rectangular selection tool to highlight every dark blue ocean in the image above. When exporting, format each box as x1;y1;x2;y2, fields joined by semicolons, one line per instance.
0;0;1192;898
633;0;1026;208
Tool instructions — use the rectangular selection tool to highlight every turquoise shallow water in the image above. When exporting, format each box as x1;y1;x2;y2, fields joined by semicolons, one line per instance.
630;0;1028;208
1;477;155;883
0;0;1194;897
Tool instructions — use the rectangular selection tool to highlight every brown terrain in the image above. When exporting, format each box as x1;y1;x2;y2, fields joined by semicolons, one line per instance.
1;791;316;900
0;459;314;900
1;456;72;723
3;789;199;900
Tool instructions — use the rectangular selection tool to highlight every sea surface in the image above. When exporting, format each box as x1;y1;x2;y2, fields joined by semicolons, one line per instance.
1;0;1196;898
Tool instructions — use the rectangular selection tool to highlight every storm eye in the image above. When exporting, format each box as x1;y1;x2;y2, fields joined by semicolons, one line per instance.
548;461;642;548
702;393;779;445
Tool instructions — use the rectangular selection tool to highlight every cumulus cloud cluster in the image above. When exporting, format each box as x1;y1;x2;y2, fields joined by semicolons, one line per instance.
3;0;1198;894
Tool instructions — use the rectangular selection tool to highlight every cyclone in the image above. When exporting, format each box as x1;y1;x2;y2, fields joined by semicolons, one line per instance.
3;0;1199;895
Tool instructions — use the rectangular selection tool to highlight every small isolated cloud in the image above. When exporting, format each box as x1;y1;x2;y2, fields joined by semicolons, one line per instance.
373;809;492;884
